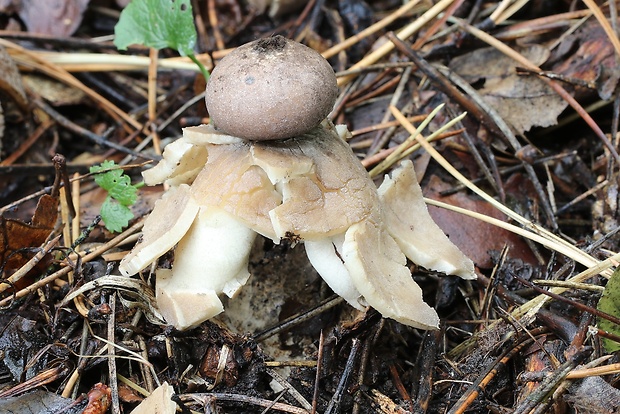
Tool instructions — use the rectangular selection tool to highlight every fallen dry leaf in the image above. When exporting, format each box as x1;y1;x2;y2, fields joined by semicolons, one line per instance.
82;383;111;414
0;193;58;274
117;383;143;405
553;18;620;100
424;175;537;269
450;45;567;134
7;0;90;36
565;376;620;413
0;389;78;414
0;315;48;381
0;44;27;154
0;45;27;112
22;75;86;106
199;344;239;387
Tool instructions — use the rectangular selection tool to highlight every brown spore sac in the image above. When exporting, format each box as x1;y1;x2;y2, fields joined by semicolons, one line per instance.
205;36;338;141
253;35;287;53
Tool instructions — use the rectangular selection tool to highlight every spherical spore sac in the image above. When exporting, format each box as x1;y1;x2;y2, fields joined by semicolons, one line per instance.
206;35;339;141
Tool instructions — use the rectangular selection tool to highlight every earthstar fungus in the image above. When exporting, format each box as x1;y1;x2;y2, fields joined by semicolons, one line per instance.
119;36;475;330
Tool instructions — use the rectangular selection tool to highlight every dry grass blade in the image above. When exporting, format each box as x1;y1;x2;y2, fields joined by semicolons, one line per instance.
337;0;454;87
392;102;619;335
148;48;161;155
532;279;605;292
422;198;603;270
20;51;210;72
489;0;515;23
491;0;530;24
266;368;313;410
510;251;620;320
495;10;592;41
369;104;444;177
179;393;310;414
107;293;121;414
0;38;142;130
422;176;619;332
567;362;620;379
0;365;70;399
117;374;150;397
361;128;462;168
322;0;424;59
58;274;160;318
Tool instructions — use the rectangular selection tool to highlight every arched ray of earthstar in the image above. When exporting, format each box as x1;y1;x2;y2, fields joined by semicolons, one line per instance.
119;36;475;330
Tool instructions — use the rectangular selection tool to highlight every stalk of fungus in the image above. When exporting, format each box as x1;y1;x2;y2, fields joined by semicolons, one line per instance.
119;36;475;330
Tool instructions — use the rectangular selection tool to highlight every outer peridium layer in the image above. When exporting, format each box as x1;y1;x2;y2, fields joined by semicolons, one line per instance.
188;123;379;242
155;206;257;330
378;160;476;280
342;219;441;330
119;184;199;276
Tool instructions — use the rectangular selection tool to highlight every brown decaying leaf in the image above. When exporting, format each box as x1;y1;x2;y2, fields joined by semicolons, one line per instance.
199;344;239;387
0;45;27;111
424;175;537;269
450;45;568;134
0;315;48;382
0;44;27;155
82;383;112;414
16;0;90;37
553;18;620;100
0;389;77;413
564;376;620;413
21;74;86;106
118;383;143;405
0;193;59;273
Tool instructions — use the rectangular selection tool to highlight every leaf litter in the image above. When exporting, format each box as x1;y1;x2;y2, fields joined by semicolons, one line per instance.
0;1;620;414
449;45;568;134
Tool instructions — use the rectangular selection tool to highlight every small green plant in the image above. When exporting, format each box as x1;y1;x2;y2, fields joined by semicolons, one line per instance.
90;160;142;233
597;267;620;353
114;0;209;80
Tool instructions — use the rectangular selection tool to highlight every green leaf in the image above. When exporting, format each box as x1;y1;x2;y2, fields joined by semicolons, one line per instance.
90;160;140;233
90;161;137;206
597;267;620;353
100;197;135;233
114;0;197;56
90;160;119;177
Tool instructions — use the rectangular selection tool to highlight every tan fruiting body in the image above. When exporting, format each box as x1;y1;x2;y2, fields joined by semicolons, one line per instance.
129;382;176;414
119;37;476;331
205;35;338;140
